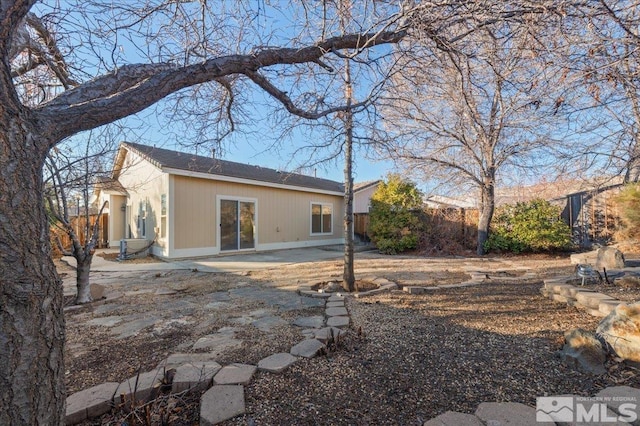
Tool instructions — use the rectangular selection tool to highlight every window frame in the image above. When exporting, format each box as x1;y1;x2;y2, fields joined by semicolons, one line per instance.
310;202;333;236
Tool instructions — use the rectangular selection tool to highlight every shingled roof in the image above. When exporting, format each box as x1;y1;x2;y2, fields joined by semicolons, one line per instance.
121;142;344;193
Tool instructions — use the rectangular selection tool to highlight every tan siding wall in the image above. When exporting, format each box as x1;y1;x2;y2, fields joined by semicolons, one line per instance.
117;151;167;246
173;175;343;250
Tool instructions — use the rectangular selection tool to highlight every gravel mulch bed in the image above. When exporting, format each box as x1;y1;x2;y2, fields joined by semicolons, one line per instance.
225;281;639;425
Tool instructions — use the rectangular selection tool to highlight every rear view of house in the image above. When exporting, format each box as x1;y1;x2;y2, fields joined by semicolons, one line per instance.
94;142;345;259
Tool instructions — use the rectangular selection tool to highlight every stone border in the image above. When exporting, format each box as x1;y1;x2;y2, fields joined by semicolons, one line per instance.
541;276;623;317
424;385;640;425
65;292;352;425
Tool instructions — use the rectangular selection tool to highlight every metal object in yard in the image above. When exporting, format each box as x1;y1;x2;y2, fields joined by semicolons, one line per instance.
576;264;596;286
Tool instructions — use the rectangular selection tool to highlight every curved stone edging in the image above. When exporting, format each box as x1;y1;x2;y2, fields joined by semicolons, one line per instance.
542;276;623;317
65;288;353;425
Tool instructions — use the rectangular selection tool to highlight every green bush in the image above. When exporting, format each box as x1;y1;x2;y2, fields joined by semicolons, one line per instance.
484;199;572;253
369;174;424;254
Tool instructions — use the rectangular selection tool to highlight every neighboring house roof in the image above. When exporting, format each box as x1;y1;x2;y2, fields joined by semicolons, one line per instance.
354;180;381;192
424;195;477;209
94;176;128;195
118;142;344;194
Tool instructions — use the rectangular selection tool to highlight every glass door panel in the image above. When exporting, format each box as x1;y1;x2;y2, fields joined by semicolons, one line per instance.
220;199;239;251
239;201;255;249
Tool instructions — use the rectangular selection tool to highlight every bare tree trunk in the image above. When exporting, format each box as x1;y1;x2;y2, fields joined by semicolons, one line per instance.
476;175;496;255
0;120;66;424
625;138;640;183
75;253;93;304
343;106;355;291
341;17;356;292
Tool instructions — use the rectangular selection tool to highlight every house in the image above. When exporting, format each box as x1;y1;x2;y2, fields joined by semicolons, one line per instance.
352;180;381;241
94;142;345;259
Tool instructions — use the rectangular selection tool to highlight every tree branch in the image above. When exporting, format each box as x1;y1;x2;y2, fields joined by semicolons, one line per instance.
35;30;406;142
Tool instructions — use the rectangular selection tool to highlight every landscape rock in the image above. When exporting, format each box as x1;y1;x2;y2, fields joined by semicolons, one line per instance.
597;302;640;362
424;411;484;426
172;361;222;392
596;247;626;270
157;352;220;368
597;385;640;424
116;368;166;403
200;385;245;425
90;283;106;300
313;327;346;344
558;328;607;375
65;382;119;425
257;353;298;373
290;338;325;358
213;363;257;385
475;402;551;426
326;301;345;308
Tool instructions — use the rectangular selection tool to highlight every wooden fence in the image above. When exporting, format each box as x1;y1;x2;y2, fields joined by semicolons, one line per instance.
50;214;109;255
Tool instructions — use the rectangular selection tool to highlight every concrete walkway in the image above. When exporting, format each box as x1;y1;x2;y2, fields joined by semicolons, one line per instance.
62;246;347;274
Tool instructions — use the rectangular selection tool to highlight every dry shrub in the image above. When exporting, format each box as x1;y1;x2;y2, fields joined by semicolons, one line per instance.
616;276;640;289
418;208;478;255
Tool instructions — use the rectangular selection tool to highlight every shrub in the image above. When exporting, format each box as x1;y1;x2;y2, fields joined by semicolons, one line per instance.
484;199;572;253
369;174;424;254
615;183;640;240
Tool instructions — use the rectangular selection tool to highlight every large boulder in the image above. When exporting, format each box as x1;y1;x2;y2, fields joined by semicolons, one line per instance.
596;247;626;270
597;302;640;362
557;328;607;375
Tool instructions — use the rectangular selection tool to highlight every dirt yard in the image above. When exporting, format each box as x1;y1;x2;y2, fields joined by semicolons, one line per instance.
60;252;640;425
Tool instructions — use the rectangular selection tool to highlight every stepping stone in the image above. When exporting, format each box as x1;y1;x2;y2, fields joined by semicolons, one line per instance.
258;353;298;373
192;333;242;353
403;286;426;295
599;300;622;316
326;316;349;328
327;295;344;302
111;317;159;339
475;402;551;426
424;411;484;426
154;288;177;296
65;382;119;425
313;327;346;344
252;316;288;332
213;363;257;385
301;329;316;338
325;307;348;317
575;292;616;309
290;339;325;358
157;352;220;369
172;361;222;392
293;316;325;328
116;369;166;403
326;301;344;308
597;386;640;418
200;385;245;426
86;316;122;327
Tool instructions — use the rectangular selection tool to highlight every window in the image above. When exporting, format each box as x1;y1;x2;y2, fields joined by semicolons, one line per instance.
311;203;332;234
160;194;167;238
138;201;146;238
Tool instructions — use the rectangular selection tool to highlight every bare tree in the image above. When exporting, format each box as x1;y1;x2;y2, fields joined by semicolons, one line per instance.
0;2;407;423
45;132;115;304
556;1;640;183
378;20;568;254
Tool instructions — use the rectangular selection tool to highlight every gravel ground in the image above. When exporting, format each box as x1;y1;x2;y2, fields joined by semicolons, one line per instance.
62;253;640;425
226;281;639;425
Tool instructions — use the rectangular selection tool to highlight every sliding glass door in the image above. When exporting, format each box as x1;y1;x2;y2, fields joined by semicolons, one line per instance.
220;199;255;251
